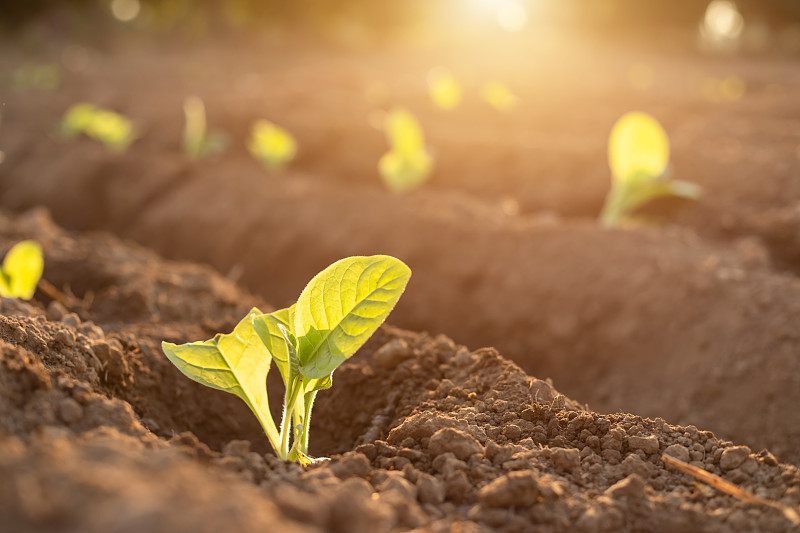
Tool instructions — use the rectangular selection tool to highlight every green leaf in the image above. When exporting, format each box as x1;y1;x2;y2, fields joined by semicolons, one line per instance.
252;306;295;384
248;120;297;170
427;67;462;111
481;81;518;112
161;307;280;449
0;240;44;300
608;111;670;184
293;255;411;379
379;108;433;193
383;108;426;157
183;96;207;159
601;112;700;226
61;103;98;138
379;148;432;193
60;103;136;152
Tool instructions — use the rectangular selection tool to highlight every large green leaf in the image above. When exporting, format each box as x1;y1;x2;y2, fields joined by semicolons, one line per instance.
162;307;279;448
293;255;411;379
252;306;293;384
0;240;44;300
608;111;670;184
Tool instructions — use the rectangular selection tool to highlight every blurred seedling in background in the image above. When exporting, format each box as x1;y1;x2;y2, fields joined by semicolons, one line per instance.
183;96;228;159
379;108;433;193
248;120;297;170
600;111;701;226
481;81;518;111
701;76;746;103
163;255;411;464
0;110;5;165
628;63;655;91
0;241;44;300
11;63;61;92
427;67;462;110
61;103;137;152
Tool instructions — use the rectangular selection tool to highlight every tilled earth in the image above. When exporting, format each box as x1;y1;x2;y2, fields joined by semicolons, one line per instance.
1;209;799;533
2;30;800;468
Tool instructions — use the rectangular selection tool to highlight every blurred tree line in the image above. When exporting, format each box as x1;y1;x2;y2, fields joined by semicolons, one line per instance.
3;0;800;33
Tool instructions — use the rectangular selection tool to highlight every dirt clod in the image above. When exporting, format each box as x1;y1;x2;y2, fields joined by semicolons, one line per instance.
720;446;752;471
428;428;484;460
479;471;540;507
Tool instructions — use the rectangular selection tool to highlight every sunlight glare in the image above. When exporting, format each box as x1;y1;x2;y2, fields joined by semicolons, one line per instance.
497;0;528;33
702;1;744;42
110;0;141;22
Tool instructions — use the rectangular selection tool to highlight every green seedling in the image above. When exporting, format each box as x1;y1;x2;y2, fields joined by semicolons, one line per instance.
600;111;701;226
183;96;228;159
0;241;44;300
12;64;61;92
248;120;297;170
427;67;462;111
61;103;136;152
379;108;433;193
481;81;518;112
162;255;411;464
0;110;5;165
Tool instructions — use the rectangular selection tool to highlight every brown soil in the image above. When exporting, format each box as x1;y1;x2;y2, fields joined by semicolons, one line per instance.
1;209;799;533
2;32;800;467
2;23;800;532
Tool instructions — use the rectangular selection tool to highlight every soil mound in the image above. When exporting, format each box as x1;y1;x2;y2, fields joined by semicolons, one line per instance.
1;210;798;533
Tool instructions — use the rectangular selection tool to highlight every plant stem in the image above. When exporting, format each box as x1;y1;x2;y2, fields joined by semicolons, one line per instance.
279;376;302;459
296;390;318;455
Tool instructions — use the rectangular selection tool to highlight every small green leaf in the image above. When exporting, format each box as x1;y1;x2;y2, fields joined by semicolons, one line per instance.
601;112;700;226
379;149;432;193
61;103;98;138
293;255;411;379
252;306;295;384
248;119;297;170
61;103;136;152
379;109;433;193
427;67;462;111
162;307;280;449
0;240;44;300
183;96;208;159
183;96;228;159
481;81;518;112
608;111;669;184
384;108;426;157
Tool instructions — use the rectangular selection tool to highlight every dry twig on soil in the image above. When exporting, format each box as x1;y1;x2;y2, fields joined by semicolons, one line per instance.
661;454;800;527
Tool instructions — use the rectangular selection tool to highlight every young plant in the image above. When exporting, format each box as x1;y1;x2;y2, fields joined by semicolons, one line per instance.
13;64;61;92
378;108;433;193
0;240;44;300
481;81;518;112
162;255;411;464
248;120;297;170
61;103;136;152
600;111;701;226
427;67;462;111
183;96;228;159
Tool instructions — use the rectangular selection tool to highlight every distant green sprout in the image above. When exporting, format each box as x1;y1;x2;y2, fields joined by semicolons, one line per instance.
162;256;411;464
427;67;462;111
61;103;136;152
379;108;433;193
600;111;701;226
0;241;44;300
183;96;228;159
248;120;297;170
481;81;518;112
12;64;61;92
0;110;4;165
